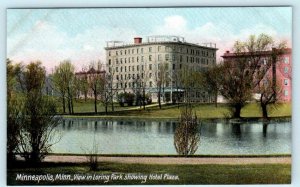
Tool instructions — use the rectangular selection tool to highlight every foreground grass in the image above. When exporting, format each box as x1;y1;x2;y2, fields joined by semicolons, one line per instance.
63;100;291;119
7;161;290;185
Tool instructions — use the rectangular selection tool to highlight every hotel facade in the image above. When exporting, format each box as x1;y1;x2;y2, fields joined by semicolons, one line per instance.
105;35;218;103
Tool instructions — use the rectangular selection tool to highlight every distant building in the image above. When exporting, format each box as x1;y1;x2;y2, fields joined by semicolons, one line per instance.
222;48;292;102
75;67;106;99
105;35;218;103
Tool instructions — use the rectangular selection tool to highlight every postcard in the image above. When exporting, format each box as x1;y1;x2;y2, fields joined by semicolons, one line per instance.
7;7;292;185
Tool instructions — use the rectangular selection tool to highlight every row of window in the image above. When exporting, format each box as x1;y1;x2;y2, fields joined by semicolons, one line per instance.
108;55;213;65
109;63;190;73
108;46;215;57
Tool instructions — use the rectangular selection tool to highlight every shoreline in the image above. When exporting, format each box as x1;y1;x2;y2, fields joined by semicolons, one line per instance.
42;155;291;165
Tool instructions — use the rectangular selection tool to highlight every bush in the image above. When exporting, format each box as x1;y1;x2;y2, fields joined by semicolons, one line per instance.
117;92;135;106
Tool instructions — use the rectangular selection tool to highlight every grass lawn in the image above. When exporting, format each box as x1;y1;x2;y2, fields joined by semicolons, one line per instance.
7;161;291;185
62;100;291;119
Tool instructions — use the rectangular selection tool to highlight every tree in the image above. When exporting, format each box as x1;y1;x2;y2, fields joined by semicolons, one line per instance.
76;66;89;101
174;105;200;156
216;34;276;118
88;62;104;114
154;62;170;109
17;62;61;163
53;60;75;114
7;59;22;162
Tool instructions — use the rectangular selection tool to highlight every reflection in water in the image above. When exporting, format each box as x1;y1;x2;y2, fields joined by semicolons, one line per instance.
231;123;242;139
263;122;269;138
52;119;291;155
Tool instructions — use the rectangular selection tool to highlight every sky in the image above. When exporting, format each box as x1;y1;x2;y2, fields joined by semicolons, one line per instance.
7;7;292;72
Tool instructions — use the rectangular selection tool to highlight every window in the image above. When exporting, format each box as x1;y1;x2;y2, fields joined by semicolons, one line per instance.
120;66;123;72
125;50;127;55
132;57;134;63
180;64;182;69
158;54;162;61
137;65;139;71
141;48;144;54
158;46;161;52
132;49;134;54
108;59;111;65
180;55;182;62
129;66;131;71
125;66;127;72
137;57;139;62
120;58;123;64
149;55;152;61
284;67;289;73
165;54;169;61
116;67;118;72
284;90;289;96
116;75;119;80
125;58;127;63
172;55;176;61
149;73;152;78
129;57;131;63
173;64;175;70
284;57;289;64
149;64;152;70
149;81;153;87
116;51;118;56
137;48;139;54
284;79;289;86
142;65;144;71
120;50;122;55
149;47;152;52
116;58;118;64
132;66;135;71
141;56;144;62
109;51;111;56
128;49;130;54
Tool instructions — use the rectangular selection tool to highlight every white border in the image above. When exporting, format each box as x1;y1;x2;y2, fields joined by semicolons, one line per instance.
1;0;299;187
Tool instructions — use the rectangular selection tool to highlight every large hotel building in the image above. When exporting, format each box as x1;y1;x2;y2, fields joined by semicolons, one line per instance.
105;35;218;103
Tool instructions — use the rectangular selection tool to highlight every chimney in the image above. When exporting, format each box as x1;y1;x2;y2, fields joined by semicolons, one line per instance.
134;37;142;44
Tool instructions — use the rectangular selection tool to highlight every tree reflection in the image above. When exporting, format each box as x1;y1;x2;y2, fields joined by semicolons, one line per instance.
263;121;269;138
174;106;200;155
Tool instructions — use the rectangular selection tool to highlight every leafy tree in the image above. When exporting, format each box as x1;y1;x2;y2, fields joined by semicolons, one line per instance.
216;34;277;118
53;60;75;114
17;62;61;163
7;59;22;162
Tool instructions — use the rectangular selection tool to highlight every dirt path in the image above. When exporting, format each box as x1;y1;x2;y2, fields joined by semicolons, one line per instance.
44;155;291;165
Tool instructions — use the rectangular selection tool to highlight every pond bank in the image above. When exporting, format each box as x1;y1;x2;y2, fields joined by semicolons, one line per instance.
42;155;291;165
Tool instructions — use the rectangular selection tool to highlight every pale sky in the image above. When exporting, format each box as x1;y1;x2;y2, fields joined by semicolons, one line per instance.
7;7;292;72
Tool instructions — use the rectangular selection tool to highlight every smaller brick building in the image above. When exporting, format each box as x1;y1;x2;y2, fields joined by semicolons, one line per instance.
221;48;292;102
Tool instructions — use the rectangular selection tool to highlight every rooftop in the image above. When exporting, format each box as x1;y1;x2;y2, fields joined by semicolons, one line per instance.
105;35;217;50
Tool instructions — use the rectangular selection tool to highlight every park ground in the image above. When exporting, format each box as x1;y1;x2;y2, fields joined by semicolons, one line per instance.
8;156;291;185
61;99;292;119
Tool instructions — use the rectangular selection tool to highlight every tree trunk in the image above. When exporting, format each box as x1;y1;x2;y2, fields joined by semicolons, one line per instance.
158;89;162;109
143;88;146;110
261;103;269;119
233;104;242;118
272;49;277;101
62;94;66;113
94;90;97;114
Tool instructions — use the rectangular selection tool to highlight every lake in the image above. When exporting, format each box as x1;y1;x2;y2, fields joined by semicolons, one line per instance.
51;118;291;155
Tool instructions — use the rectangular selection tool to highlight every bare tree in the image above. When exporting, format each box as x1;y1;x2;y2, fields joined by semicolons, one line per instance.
174;105;200;156
88;61;104;114
154;62;170;109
